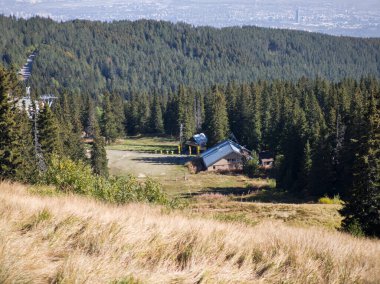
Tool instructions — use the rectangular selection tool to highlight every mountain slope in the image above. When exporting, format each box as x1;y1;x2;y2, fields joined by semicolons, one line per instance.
1;182;380;283
1;16;380;95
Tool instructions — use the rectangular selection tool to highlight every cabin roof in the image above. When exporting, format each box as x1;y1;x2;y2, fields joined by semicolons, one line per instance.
188;133;208;146
200;140;247;168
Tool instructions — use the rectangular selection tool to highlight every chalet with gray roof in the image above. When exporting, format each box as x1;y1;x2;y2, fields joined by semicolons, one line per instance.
200;140;251;172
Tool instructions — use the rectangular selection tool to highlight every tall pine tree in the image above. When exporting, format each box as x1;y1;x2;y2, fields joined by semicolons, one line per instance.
38;104;61;162
340;92;380;237
15;105;37;182
91;119;109;177
101;93;118;144
204;85;229;146
0;66;21;179
150;93;164;133
178;85;195;141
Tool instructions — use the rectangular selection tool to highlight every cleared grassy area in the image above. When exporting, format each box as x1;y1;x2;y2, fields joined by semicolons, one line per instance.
108;150;275;197
106;137;344;230
107;136;179;152
1;182;379;283
107;149;342;230
187;195;342;230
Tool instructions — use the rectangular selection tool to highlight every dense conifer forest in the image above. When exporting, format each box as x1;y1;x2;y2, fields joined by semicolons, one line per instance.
1;15;380;95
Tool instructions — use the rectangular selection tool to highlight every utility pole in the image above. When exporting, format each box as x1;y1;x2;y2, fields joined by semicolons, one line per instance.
180;123;184;145
179;123;184;154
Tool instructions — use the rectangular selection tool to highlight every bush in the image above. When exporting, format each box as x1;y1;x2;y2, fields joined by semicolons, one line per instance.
43;156;94;194
243;153;259;178
344;219;365;237
42;155;173;207
318;195;343;205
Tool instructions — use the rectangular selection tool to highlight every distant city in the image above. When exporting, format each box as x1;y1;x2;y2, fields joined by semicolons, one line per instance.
1;0;379;37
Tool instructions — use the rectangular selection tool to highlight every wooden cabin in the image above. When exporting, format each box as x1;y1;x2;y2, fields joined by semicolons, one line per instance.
200;140;251;172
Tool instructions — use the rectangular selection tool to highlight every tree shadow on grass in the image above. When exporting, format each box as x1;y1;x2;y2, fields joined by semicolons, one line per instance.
128;144;177;149
182;187;254;198
132;156;192;165
240;189;314;204
182;185;314;204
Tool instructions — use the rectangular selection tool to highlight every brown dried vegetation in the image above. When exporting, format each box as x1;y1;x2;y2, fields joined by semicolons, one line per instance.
0;182;379;283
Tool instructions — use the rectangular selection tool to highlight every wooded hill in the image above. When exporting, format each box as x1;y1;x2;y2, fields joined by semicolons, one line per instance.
1;15;380;95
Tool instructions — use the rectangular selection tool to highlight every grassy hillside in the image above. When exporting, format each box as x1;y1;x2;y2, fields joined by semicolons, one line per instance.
1;15;380;95
1;182;379;283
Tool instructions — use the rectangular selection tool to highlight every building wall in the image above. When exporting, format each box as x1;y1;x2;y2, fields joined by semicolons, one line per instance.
207;152;243;172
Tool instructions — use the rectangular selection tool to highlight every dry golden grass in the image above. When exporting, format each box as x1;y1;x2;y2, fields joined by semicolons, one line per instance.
1;182;380;283
188;197;343;230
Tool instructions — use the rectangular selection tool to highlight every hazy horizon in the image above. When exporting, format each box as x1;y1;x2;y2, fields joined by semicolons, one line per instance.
1;0;380;37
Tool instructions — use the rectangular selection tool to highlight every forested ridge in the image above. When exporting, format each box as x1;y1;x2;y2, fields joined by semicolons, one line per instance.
1;15;380;95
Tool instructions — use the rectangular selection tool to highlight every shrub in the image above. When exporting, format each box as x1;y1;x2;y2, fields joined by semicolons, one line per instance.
43;155;95;194
318;195;343;205
344;219;365;237
267;179;276;189
243;153;260;178
41;155;173;207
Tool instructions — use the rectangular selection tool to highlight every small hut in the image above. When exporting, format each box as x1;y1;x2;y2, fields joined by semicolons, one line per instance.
185;133;208;155
259;151;274;169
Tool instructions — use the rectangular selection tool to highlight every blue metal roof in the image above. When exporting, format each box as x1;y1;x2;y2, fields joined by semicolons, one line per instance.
200;140;245;168
193;133;208;146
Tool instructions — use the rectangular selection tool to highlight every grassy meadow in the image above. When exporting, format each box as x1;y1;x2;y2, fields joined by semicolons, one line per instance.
106;137;342;230
1;182;379;283
107;136;179;152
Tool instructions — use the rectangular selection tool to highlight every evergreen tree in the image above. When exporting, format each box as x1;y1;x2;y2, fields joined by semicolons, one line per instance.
204;85;229;146
340;89;365;197
52;92;85;162
340;93;380;237
234;84;252;146
83;96;97;138
110;93;126;137
309;132;335;196
70;96;86;161
249;83;262;151
276;100;308;192
178;85;195;141
15;105;37;182
0;66;21;179
101;93;118;144
194;91;204;132
136;92;151;133
150;93;164;133
260;83;272;150
296;140;312;193
125;94;139;135
91;120;109;177
164;93;179;136
225;81;238;132
37;104;61;161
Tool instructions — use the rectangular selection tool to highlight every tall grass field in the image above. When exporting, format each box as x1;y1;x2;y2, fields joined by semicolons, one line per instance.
1;182;379;283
